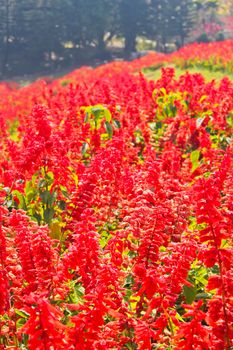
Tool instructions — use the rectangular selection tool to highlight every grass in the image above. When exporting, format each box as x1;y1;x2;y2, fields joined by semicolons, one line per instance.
143;64;233;82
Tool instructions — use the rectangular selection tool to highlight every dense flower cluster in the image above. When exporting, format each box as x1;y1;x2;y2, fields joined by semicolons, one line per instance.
1;41;233;349
171;39;233;74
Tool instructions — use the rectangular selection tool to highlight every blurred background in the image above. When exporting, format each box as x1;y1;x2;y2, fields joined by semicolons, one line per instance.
0;0;232;79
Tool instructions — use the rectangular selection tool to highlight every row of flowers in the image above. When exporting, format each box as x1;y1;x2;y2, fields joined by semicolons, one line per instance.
0;41;233;348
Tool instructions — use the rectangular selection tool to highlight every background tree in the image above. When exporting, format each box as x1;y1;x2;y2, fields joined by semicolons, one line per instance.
173;0;197;47
63;0;118;57
148;0;196;52
0;0;230;78
119;0;149;56
0;0;15;76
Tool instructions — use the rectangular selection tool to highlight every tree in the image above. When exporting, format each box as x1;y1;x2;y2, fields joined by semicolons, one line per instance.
12;0;64;68
149;0;196;52
119;0;149;56
172;0;197;46
63;0;118;57
0;0;15;76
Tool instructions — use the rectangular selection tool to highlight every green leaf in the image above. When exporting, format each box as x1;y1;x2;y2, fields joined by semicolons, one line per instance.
100;230;112;248
46;171;54;181
15;309;29;319
199;95;207;103
40;190;51;204
168;103;177;117
124;274;134;288
91;106;103;118
226;115;233;127
12;190;27;210
16;318;27;329
195;275;208;286
61;189;70;199
83;105;112;128
84;112;89;123
81;142;89;156
93;105;111;123
26;190;36;202
68;281;85;304
58;200;66;210
33;212;42;224
183;284;197;304
195;265;209;286
113;119;121;128
156;121;162;129
49;191;57;205
175;312;185;323
190;149;200;172
160;87;167;96
105;121;113;139
74;284;85;298
44;208;55;223
196;292;211;300
102;108;111;122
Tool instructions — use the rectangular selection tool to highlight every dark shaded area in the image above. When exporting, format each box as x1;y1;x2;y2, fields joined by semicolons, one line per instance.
0;0;224;79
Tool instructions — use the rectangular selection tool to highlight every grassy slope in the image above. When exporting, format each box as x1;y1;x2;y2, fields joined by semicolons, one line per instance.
143;64;233;82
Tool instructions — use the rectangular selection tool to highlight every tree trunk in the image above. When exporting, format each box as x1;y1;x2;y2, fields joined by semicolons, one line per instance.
124;30;136;57
97;32;106;58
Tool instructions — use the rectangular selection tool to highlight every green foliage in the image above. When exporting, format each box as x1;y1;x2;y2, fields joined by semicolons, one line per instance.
183;261;211;305
197;32;211;43
83;104;121;141
2;168;69;236
0;0;209;75
153;88;187;121
144;65;233;82
148;0;196;51
190;150;200;172
83;104;112;129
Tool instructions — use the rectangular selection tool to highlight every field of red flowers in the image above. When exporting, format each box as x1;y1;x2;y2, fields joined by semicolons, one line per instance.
1;40;233;349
